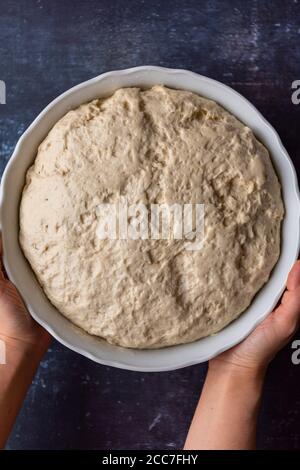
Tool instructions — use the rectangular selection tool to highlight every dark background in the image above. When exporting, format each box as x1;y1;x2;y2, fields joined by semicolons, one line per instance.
1;0;300;450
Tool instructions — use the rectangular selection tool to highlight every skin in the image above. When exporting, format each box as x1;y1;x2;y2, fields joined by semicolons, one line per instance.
0;232;299;448
0;240;51;448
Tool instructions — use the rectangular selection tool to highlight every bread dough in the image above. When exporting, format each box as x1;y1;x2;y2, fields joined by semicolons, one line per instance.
19;86;284;348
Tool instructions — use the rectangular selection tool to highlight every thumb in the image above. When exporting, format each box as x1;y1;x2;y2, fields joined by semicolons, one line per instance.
286;260;300;291
272;260;300;339
0;237;6;282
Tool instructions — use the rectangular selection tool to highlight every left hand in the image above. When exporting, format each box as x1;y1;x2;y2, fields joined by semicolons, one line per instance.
0;238;51;353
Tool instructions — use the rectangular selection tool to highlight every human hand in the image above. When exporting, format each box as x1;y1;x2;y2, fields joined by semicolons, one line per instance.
0;238;51;448
185;261;300;450
210;260;300;377
0;238;51;355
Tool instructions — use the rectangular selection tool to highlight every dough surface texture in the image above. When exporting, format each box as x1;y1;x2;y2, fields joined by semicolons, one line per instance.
19;86;284;348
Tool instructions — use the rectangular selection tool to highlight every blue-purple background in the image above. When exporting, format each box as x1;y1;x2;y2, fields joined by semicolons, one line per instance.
1;0;300;450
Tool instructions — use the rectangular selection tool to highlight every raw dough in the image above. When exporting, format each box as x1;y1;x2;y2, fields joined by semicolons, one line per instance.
19;86;284;348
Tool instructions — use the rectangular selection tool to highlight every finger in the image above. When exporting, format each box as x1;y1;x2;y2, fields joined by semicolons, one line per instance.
270;261;300;340
0;236;4;281
0;236;8;281
286;260;300;291
273;285;300;338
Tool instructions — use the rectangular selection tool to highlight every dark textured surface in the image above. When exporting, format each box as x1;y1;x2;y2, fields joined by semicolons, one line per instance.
1;0;300;450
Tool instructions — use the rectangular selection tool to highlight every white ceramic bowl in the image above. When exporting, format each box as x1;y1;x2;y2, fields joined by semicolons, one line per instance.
1;66;299;371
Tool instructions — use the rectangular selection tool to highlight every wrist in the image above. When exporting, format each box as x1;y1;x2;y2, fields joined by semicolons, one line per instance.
187;357;265;450
0;332;51;363
208;359;266;388
209;357;267;382
0;334;49;449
